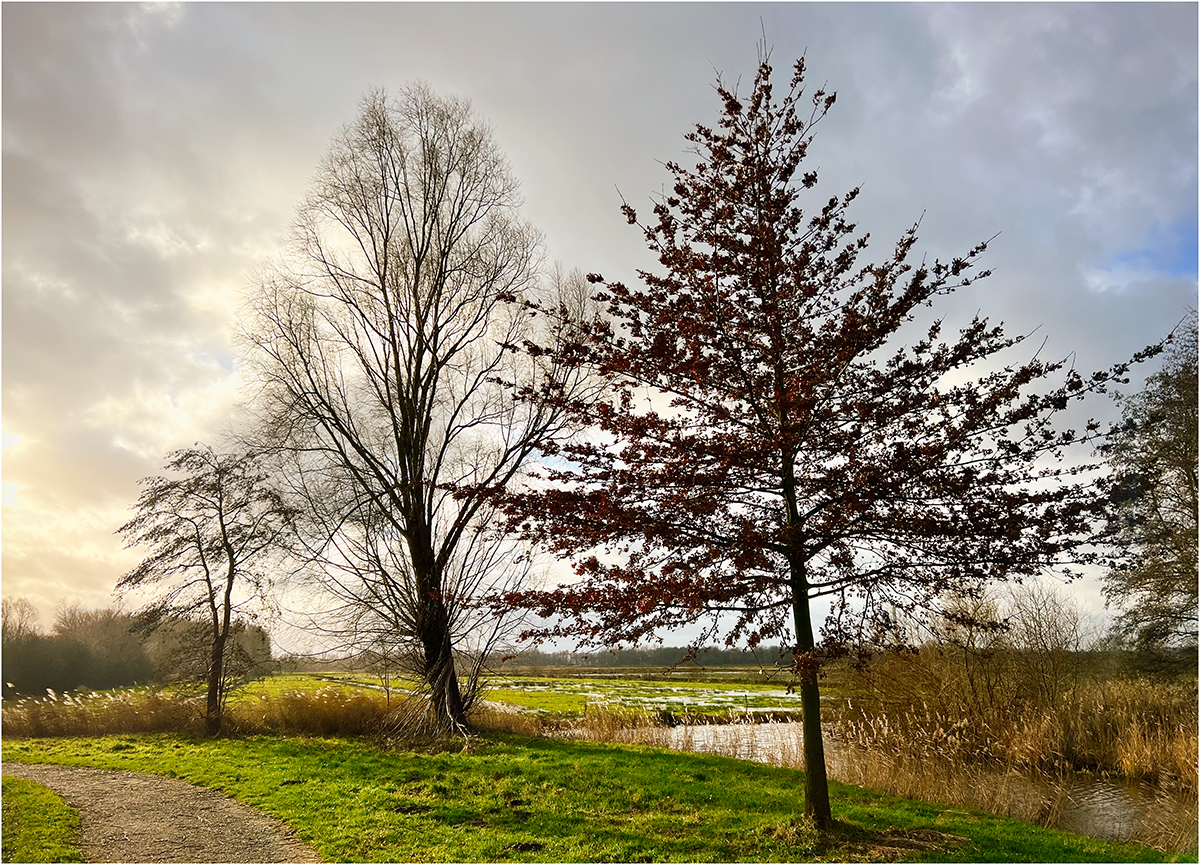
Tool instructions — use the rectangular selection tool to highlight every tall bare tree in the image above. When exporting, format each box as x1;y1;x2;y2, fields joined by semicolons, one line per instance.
117;445;295;735
1;597;41;641
241;87;590;730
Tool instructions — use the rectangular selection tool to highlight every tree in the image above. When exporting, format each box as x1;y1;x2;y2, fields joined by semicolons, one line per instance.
1102;311;1198;672
493;56;1159;828
117;445;295;734
140;615;274;692
2;597;41;642
2;599;156;695
52;603;153;690
241;87;591;731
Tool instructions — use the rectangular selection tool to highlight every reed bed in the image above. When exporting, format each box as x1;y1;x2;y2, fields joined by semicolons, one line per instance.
225;686;393;736
1;688;206;738
3;684;404;739
832;679;1199;787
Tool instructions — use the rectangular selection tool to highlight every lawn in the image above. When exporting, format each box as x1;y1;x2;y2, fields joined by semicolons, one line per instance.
2;733;1177;863
1;776;84;863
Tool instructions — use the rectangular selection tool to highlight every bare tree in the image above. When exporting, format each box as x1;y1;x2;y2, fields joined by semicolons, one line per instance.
1;597;41;641
117;445;296;735
1102;311;1198;673
241;86;591;731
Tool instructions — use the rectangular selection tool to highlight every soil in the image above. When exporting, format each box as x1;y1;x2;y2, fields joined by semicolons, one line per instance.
2;763;322;863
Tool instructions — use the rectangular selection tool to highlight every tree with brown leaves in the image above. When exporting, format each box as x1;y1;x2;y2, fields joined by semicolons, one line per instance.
493;56;1161;828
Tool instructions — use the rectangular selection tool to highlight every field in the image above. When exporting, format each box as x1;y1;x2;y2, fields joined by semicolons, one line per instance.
2;668;1195;861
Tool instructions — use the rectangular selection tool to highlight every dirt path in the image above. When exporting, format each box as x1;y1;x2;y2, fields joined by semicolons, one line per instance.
2;763;322;863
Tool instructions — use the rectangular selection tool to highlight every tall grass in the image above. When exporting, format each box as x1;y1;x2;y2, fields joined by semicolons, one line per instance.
2;684;409;739
1;688;205;738
837;667;1198;786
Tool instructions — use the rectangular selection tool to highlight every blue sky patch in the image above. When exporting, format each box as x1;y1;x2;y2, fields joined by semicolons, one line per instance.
1109;214;1200;279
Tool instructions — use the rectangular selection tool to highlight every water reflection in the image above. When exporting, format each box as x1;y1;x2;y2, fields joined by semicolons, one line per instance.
663;721;1197;850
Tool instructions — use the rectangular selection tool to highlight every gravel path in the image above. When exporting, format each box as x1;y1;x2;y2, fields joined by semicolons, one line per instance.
2;763;322;863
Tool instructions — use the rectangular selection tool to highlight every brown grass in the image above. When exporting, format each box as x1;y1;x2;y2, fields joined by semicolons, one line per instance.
224;686;393;736
1;688;206;738
832;678;1198;787
3;685;418;740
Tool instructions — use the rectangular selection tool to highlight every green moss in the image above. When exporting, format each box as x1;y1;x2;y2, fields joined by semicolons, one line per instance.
1;777;83;863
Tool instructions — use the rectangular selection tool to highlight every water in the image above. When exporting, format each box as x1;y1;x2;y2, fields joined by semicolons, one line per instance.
662;721;1197;849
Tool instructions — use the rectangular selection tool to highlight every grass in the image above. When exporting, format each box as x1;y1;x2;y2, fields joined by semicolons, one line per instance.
838;661;1200;786
483;675;808;718
2;733;1179;863
1;777;84;863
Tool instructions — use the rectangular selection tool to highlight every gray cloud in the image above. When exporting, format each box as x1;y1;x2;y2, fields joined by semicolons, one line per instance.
3;2;1195;622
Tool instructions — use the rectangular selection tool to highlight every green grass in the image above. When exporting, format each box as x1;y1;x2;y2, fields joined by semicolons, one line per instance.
483;674;810;717
2;734;1177;863
232;673;390;702
1;777;84;863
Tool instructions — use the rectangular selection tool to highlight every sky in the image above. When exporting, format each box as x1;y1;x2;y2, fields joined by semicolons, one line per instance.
3;2;1197;647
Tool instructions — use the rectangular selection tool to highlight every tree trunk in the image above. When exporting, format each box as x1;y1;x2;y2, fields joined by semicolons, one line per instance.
418;595;466;729
791;563;833;830
412;520;468;729
781;435;833;829
206;631;227;736
412;527;466;729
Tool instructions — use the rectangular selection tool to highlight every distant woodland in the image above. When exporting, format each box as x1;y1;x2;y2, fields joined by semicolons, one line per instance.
1;598;272;698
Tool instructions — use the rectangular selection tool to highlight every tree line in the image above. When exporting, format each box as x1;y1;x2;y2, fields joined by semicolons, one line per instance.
110;48;1196;830
0;597;272;699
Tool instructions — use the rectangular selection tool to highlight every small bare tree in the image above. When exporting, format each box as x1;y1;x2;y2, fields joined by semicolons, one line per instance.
117;445;296;735
241;86;593;730
1005;579;1095;707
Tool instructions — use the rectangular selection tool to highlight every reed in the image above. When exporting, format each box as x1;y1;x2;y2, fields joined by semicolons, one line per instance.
1;688;205;738
3;683;397;739
833;678;1199;787
225;686;392;736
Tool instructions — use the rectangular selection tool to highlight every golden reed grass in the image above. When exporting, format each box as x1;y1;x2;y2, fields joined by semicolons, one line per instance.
2;685;404;739
832;678;1198;787
1;689;206;738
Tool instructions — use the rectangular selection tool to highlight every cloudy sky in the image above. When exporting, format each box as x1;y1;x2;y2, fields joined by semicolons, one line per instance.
3;2;1196;641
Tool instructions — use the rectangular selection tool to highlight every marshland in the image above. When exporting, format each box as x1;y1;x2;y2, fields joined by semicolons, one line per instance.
4;635;1196;861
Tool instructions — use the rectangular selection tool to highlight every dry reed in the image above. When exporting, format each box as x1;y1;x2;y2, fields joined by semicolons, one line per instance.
1;688;206;738
4;684;401;739
225;686;393;736
833;678;1198;787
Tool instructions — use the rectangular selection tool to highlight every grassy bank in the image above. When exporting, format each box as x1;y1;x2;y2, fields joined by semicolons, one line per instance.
1;776;84;863
2;733;1178;863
